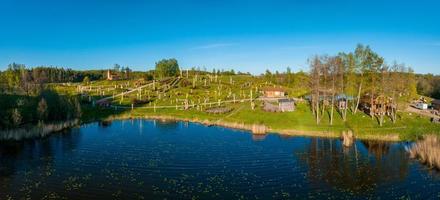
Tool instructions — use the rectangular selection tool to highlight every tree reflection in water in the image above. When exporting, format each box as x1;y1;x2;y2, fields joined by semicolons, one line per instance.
295;138;409;194
0;129;81;195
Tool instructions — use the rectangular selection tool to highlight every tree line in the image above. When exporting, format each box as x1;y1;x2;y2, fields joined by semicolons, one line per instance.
0;63;106;94
416;74;440;99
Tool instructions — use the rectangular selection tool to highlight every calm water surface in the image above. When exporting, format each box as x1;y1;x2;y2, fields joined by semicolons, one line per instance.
1;120;439;199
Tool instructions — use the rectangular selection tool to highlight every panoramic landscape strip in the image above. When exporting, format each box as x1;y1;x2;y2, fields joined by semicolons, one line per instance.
1;45;439;142
1;1;440;199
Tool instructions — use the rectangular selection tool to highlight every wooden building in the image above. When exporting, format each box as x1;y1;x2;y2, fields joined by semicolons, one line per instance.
107;70;120;81
360;94;396;116
262;87;286;98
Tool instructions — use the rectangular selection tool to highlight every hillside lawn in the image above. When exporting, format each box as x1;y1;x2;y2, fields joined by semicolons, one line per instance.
82;101;440;141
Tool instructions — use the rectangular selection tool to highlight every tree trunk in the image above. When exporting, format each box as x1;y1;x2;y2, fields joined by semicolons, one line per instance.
330;96;334;125
343;98;348;121
379;113;384;126
316;97;320;124
354;81;362;114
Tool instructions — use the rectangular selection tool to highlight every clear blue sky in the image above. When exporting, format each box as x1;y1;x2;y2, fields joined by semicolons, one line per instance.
1;0;439;74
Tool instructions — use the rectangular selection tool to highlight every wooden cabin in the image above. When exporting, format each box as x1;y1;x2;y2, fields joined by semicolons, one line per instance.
360;94;396;116
107;70;120;81
262;87;286;98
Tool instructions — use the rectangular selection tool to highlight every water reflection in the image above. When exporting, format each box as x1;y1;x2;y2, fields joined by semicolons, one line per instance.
154;120;179;133
0;129;81;178
362;140;391;159
294;138;409;194
0;120;439;199
252;134;267;141
98;120;112;127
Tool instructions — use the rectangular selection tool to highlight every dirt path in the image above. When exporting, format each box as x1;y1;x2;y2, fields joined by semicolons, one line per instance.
406;106;438;119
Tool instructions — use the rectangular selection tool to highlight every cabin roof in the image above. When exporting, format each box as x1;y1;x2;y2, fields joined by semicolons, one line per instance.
336;94;355;101
278;98;294;103
262;87;286;92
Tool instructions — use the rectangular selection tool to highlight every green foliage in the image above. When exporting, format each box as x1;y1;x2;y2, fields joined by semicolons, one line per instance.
37;98;48;122
155;58;180;78
0;90;81;130
83;76;90;85
416;73;440;99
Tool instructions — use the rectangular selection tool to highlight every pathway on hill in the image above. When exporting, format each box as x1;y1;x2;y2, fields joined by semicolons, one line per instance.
95;77;181;104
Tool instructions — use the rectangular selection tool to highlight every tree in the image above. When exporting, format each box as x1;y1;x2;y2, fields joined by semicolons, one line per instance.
11;108;22;126
155;58;180;78
114;64;121;72
37;98;48;122
83;76;90;85
309;56;323;124
124;66;131;79
286;67;292;85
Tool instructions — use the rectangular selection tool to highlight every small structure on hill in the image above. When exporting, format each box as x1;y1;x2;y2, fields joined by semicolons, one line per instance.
360;94;396;116
416;102;428;110
262;87;286;98
336;94;354;110
278;98;295;112
263;98;295;112
97;99;111;107
107;70;120;81
432;99;440;111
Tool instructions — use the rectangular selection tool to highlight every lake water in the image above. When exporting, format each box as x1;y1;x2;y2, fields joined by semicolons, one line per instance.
1;120;439;199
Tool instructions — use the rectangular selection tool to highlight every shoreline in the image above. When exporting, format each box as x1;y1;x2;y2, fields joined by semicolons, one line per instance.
0;119;80;141
0;113;402;142
98;113;402;142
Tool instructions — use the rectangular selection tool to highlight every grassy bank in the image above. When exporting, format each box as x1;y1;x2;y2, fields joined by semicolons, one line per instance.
46;76;440;142
82;101;440;141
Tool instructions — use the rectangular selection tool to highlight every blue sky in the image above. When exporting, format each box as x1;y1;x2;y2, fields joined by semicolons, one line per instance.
1;0;439;74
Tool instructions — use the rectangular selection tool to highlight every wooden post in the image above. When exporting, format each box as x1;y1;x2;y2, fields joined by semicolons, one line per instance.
250;89;254;110
131;103;134;111
154;103;156;113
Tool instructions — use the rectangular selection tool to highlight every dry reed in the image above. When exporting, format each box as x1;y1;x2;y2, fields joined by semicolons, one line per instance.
408;135;440;170
0;119;79;141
